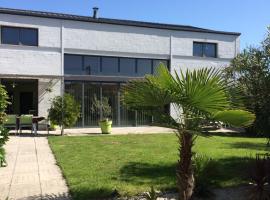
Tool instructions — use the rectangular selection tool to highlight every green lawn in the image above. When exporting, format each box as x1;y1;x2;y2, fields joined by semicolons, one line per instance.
48;134;270;200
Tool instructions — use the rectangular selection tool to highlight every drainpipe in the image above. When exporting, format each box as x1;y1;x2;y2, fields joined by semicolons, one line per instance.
170;35;173;72
169;35;173;117
60;21;65;135
60;21;64;97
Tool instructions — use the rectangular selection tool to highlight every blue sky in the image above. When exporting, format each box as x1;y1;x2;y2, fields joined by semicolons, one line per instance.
0;0;269;50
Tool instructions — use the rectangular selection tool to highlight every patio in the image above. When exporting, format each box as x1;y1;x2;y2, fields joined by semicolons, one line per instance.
8;126;176;136
0;136;70;200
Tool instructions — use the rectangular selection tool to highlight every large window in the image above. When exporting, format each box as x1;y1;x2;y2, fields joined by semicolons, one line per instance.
137;59;152;76
64;54;169;77
119;58;136;76
65;82;155;127
84;56;100;75
101;57;119;75
193;42;217;58
64;55;83;75
1;26;38;46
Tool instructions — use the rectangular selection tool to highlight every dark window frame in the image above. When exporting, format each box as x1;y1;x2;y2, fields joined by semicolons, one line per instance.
64;53;169;77
193;42;217;58
1;26;39;46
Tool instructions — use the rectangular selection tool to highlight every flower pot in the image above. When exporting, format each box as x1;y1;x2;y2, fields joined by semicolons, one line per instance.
99;120;112;134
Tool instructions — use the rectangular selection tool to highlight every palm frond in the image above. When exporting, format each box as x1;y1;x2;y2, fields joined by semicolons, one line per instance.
171;67;231;116
213;110;255;127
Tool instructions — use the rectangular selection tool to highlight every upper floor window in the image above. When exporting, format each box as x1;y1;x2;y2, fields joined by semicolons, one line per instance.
1;26;38;46
193;42;217;58
64;54;169;77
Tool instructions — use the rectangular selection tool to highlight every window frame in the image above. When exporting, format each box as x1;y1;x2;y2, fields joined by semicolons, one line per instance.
193;42;217;58
64;53;169;77
1;26;39;47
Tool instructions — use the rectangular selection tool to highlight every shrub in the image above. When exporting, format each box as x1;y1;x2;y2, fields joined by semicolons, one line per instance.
91;95;112;121
0;84;9;124
48;94;80;135
248;154;270;200
0;84;9;167
193;154;218;199
0;125;9;146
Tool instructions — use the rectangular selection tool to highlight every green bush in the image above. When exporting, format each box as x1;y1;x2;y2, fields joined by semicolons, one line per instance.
0;84;9;124
48;93;80;135
0;125;9;146
91;95;112;121
0;84;9;167
193;154;218;199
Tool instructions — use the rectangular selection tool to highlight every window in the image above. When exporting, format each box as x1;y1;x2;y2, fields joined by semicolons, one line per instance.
137;59;152;76
84;56;100;75
193;42;217;58
64;55;83;75
1;26;38;46
64;54;169;77
120;58;136;76
153;60;168;75
101;57;119;75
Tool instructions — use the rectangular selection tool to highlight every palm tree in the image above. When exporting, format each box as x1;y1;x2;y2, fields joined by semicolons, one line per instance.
122;65;255;200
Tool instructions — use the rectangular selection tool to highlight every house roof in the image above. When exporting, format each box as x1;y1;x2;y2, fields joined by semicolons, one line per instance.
0;7;241;36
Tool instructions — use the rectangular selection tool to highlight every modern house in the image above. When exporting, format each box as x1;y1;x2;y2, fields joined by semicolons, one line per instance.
0;7;240;127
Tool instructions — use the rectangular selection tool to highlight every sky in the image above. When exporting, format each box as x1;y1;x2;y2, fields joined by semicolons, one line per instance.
0;0;269;50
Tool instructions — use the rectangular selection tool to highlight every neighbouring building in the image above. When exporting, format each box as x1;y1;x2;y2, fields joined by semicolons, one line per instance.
0;7;240;127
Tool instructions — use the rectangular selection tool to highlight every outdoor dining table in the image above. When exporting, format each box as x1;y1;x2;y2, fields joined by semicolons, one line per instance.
16;116;45;134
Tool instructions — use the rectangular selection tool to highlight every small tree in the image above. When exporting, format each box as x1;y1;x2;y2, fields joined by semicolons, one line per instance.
122;65;255;200
0;84;10;166
224;27;270;143
91;95;112;121
48;94;80;135
0;84;9;124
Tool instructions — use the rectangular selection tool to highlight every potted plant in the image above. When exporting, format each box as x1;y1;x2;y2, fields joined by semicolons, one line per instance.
91;95;112;134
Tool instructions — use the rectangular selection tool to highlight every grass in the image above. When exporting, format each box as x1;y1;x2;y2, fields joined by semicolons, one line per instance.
48;134;270;200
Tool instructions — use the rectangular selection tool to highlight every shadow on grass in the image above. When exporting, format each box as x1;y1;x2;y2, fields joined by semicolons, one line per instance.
118;157;254;189
204;156;254;187
119;162;177;192
228;141;270;151
70;187;119;200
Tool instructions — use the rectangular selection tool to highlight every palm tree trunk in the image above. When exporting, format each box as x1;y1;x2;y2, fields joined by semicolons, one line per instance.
61;125;64;136
176;130;195;200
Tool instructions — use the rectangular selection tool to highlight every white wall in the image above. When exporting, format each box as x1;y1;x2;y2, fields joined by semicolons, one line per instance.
38;79;61;117
0;13;240;118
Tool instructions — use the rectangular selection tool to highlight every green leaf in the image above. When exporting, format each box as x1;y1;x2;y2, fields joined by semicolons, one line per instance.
213;110;255;127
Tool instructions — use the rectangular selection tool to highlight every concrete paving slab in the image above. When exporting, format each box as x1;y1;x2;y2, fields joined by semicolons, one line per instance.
0;136;71;200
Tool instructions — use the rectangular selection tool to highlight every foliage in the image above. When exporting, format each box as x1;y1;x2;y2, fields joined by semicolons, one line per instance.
0;84;9;124
248;154;270;200
0;126;9;146
144;186;159;200
48;94;80;135
224;27;270;138
122;64;255;199
0;84;9;167
91;95;112;121
49;134;270;200
193;154;218;199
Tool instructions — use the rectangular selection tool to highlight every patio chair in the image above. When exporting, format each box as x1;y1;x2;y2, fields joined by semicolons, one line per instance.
19;115;33;135
3;114;18;135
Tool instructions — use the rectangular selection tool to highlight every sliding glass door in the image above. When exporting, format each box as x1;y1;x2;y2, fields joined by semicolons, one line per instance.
65;82;83;127
65;81;153;127
84;83;100;126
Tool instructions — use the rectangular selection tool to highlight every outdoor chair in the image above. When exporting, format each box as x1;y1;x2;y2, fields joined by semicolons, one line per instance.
3;114;18;135
19;115;33;135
